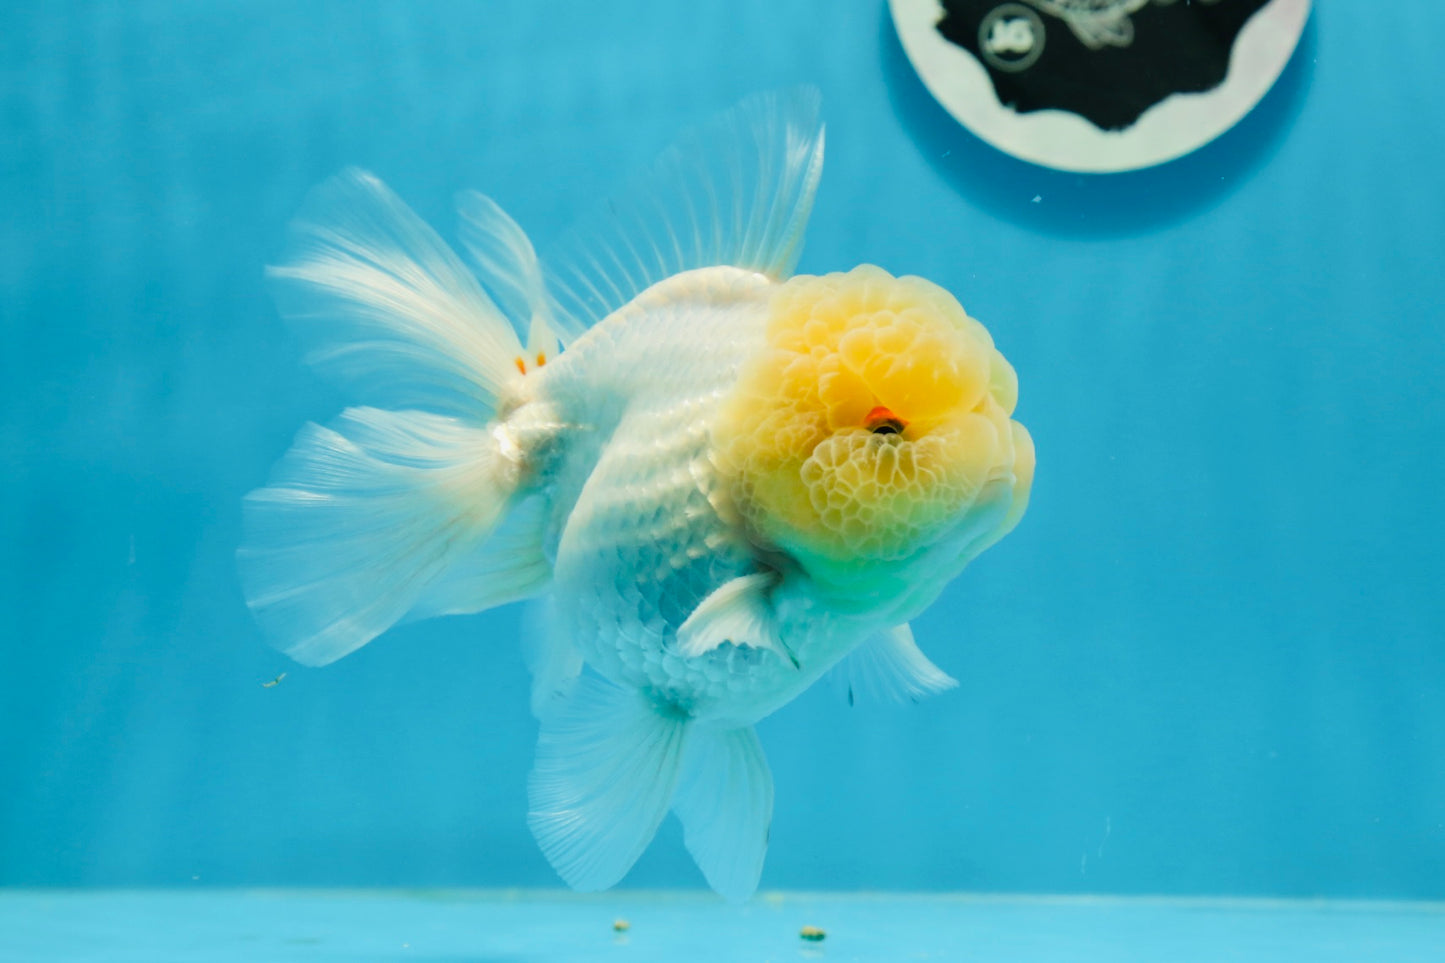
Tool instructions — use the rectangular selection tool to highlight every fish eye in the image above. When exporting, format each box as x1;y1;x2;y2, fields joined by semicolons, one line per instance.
864;405;906;437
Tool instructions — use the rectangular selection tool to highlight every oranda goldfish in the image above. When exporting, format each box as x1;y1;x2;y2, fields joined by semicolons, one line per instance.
240;89;1034;901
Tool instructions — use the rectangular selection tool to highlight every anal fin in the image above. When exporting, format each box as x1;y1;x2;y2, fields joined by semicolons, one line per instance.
527;677;688;891
672;726;774;902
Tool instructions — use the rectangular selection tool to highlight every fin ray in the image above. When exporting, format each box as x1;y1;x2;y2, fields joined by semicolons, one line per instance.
527;677;688;891
831;624;959;706
672;726;774;902
456;191;566;356
268;169;524;418
521;600;585;719
407;493;552;621
675;573;792;664
544;87;825;334
238;407;514;666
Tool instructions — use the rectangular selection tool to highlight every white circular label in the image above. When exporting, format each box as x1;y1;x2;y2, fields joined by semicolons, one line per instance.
890;0;1312;173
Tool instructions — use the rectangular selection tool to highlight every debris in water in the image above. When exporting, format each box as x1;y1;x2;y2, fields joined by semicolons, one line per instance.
800;926;826;942
262;673;287;688
612;919;630;933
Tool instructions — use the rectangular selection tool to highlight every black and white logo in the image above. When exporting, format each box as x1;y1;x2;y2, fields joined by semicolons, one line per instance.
891;0;1311;172
978;4;1046;73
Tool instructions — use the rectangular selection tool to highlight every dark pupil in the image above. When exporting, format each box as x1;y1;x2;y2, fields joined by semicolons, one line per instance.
870;419;904;436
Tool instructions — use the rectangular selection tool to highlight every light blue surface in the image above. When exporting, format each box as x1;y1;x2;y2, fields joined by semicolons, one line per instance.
2;0;1443;904
4;891;1445;963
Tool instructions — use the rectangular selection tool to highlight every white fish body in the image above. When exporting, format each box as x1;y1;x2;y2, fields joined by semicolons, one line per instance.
524;268;832;723
240;90;1034;901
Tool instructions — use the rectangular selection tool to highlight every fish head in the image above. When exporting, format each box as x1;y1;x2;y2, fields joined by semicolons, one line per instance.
715;265;1034;617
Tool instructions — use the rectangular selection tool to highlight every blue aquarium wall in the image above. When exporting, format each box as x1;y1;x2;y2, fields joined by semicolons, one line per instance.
2;1;1442;901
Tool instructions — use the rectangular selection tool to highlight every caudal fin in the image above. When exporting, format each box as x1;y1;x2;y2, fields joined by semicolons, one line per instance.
241;171;556;664
239;408;537;666
267;169;536;418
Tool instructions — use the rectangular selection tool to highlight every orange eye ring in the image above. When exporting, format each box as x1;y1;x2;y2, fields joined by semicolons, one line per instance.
865;405;906;436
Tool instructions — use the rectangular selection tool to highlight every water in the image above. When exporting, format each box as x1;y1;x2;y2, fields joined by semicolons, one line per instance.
3;1;1443;959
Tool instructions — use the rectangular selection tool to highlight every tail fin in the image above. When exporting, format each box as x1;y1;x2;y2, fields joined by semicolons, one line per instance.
239;408;532;666
241;171;555;664
267;169;532;419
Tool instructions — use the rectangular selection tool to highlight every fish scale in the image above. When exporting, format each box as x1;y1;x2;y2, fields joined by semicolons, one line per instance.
540;267;794;715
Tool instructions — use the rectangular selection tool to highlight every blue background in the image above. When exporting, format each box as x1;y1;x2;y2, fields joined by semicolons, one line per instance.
2;0;1441;901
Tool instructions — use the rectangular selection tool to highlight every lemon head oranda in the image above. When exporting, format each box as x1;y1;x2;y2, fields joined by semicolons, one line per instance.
715;264;1034;605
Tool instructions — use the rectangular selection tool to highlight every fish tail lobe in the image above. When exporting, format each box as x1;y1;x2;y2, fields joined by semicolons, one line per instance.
239;407;545;666
242;170;562;665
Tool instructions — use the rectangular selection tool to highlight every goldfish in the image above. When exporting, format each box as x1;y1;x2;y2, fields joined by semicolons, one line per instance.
238;89;1034;901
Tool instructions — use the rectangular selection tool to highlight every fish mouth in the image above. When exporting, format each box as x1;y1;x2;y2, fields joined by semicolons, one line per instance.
881;473;1018;621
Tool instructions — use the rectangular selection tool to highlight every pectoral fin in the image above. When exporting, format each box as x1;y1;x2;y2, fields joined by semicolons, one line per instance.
830;623;958;706
675;573;795;665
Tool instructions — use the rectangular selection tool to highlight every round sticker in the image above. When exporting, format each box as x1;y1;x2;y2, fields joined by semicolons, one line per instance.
890;0;1312;173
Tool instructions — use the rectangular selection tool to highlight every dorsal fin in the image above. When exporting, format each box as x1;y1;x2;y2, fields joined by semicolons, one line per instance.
543;87;826;336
